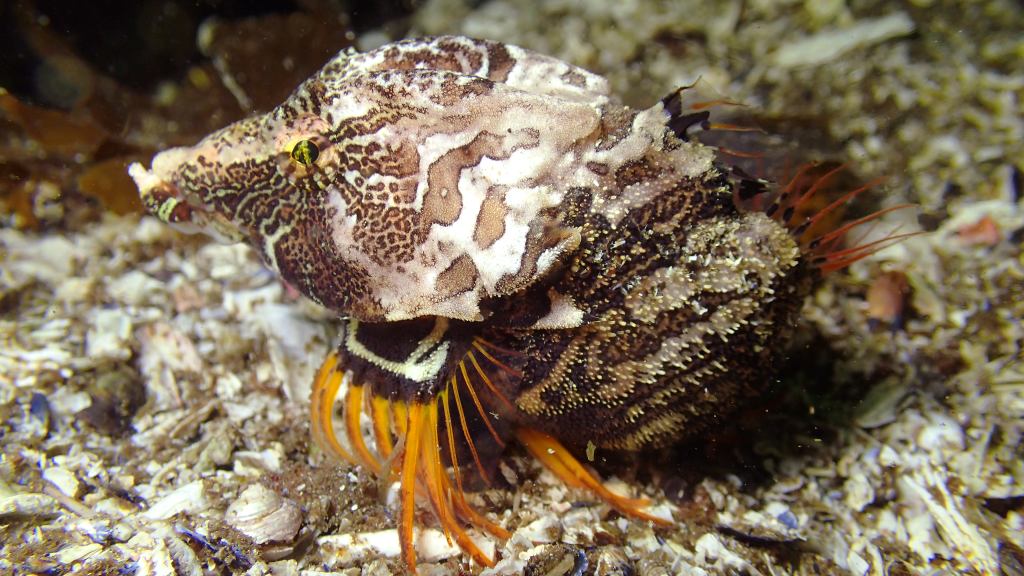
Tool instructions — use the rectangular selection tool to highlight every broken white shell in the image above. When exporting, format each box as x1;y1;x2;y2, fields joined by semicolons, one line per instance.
317;527;470;567
0;492;59;521
224;483;302;544
42;467;82;499
142;480;208;521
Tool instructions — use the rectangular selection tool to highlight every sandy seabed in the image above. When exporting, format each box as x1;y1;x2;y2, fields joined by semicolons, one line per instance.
2;0;1023;574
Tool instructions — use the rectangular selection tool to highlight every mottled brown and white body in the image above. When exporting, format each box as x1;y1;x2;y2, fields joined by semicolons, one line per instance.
132;36;834;571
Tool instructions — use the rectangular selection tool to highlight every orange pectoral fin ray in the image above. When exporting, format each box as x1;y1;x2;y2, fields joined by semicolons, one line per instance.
310;350;358;466
371;394;395;459
345;383;383;474
515;427;673;526
417;399;499;567
399;403;426;572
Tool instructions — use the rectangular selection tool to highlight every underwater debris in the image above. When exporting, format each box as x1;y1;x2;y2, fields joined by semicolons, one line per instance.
865;270;910;330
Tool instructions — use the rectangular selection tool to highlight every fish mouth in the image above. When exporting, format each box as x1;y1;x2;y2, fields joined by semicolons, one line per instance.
128;160;247;244
128;161;174;200
128;161;192;222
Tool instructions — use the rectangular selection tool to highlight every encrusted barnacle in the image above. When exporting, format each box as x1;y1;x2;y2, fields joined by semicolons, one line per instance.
586;545;633;576
130;35;913;573
524;543;589;576
224;483;303;545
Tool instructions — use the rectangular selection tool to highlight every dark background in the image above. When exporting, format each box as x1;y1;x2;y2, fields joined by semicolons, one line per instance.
0;0;420;107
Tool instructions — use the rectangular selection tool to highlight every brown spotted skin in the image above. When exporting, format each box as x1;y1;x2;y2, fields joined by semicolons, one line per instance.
487;164;808;450
131;36;810;452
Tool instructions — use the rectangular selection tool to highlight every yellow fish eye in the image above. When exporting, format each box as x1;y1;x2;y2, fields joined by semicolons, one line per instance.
291;140;320;165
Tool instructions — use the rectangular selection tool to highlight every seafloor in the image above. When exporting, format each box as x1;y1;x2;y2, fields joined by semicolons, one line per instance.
1;0;1022;575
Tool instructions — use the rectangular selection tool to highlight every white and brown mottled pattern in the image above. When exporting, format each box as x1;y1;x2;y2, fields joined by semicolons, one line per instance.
133;36;624;323
131;35;810;451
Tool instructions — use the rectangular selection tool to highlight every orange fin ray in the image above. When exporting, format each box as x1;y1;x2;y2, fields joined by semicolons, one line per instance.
371;394;395;460
791;176;891;237
814;231;924;275
761;162;819;218
467;350;517;414
438;387;511;541
706;122;760;132
472;339;524;377
786;162;853;216
309;351;358;466
805;203;915;250
515;428;673;526
450;374;493;487
472;337;527;357
459;361;505;448
716;147;769;159
345;384;382;474
440;388;468;506
420;401;453;545
690;99;745;110
398;403;425;572
416;401;499;567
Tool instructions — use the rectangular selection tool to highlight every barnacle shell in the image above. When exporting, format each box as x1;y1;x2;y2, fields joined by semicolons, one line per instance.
634;558;670;576
224;483;303;544
524;544;588;576
162;534;202;576
585;545;633;576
